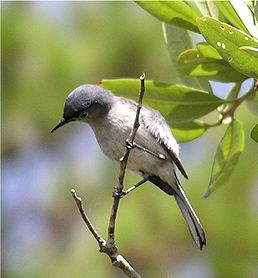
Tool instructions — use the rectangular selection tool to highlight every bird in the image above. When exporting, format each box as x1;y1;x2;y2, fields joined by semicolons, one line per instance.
51;84;206;249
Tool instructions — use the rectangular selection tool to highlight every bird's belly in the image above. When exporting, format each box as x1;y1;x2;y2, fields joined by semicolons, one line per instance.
94;125;167;176
126;148;162;174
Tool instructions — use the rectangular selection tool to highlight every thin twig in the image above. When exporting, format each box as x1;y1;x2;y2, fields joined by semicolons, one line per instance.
71;189;104;245
107;73;146;246
71;189;141;278
208;79;257;127
71;74;146;278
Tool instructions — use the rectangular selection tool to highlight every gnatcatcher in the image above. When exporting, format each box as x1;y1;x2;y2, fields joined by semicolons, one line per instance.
51;84;206;249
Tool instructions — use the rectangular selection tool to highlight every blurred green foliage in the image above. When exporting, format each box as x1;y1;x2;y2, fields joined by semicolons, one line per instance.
2;1;172;154
2;2;258;278
103;1;258;198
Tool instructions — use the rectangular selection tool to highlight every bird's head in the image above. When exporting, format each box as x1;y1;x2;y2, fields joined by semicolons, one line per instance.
51;84;114;133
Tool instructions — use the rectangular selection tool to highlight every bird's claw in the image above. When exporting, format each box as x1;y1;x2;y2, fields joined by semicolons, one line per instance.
112;191;126;199
125;139;134;150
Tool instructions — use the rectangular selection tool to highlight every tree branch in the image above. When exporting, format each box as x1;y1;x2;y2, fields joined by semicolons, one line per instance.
71;189;104;244
107;73;146;246
208;79;258;127
71;73;146;278
71;189;141;278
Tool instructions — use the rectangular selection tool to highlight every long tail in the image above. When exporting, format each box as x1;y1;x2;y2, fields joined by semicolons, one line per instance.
148;175;206;250
174;185;206;250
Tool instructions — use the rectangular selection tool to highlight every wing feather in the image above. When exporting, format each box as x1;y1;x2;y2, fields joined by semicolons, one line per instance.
141;107;188;179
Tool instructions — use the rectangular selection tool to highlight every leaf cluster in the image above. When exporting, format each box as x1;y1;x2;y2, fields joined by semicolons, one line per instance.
101;1;258;197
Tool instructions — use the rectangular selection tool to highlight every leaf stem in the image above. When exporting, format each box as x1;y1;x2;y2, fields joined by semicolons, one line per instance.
208;79;257;127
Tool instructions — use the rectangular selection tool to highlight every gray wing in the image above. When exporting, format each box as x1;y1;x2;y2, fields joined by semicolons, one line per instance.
141;107;188;179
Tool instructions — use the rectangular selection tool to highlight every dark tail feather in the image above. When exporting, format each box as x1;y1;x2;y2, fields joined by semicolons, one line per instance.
148;174;206;249
174;187;206;250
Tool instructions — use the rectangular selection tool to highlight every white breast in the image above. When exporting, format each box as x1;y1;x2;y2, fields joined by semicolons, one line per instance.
90;101;173;177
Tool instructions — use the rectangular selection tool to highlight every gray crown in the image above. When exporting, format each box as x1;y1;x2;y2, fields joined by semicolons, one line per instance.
63;84;114;120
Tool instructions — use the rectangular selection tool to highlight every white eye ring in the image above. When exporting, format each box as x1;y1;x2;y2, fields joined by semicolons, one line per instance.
80;112;88;118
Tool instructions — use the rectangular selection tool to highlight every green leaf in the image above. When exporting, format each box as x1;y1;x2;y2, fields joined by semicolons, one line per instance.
204;119;245;197
215;0;258;38
162;23;194;85
136;1;201;33
254;2;258;22
246;88;258;115
239;45;258;53
197;16;258;78
226;82;241;100
170;121;209;142
194;0;219;18
215;1;249;33
197;42;222;59
250;124;258;142
100;78;225;123
177;49;247;82
162;24;211;91
219;82;242;114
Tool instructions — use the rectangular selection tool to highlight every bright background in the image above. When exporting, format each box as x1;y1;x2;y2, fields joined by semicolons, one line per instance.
2;2;258;278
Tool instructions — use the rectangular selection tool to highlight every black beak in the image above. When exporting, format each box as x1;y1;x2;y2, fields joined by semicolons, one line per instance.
51;117;70;133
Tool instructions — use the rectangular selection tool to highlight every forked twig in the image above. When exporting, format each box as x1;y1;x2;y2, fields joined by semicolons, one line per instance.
107;73;146;246
71;74;146;278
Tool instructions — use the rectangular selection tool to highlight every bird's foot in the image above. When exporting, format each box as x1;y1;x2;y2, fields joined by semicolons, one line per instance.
125;139;134;150
112;190;126;199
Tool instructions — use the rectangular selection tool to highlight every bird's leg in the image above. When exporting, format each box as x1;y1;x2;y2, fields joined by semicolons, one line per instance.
125;140;166;160
113;177;149;199
121;176;150;196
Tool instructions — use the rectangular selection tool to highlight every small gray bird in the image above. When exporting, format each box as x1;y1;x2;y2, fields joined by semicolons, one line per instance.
51;84;206;249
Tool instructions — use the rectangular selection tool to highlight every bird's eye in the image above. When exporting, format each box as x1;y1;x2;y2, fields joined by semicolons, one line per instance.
80;111;88;118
